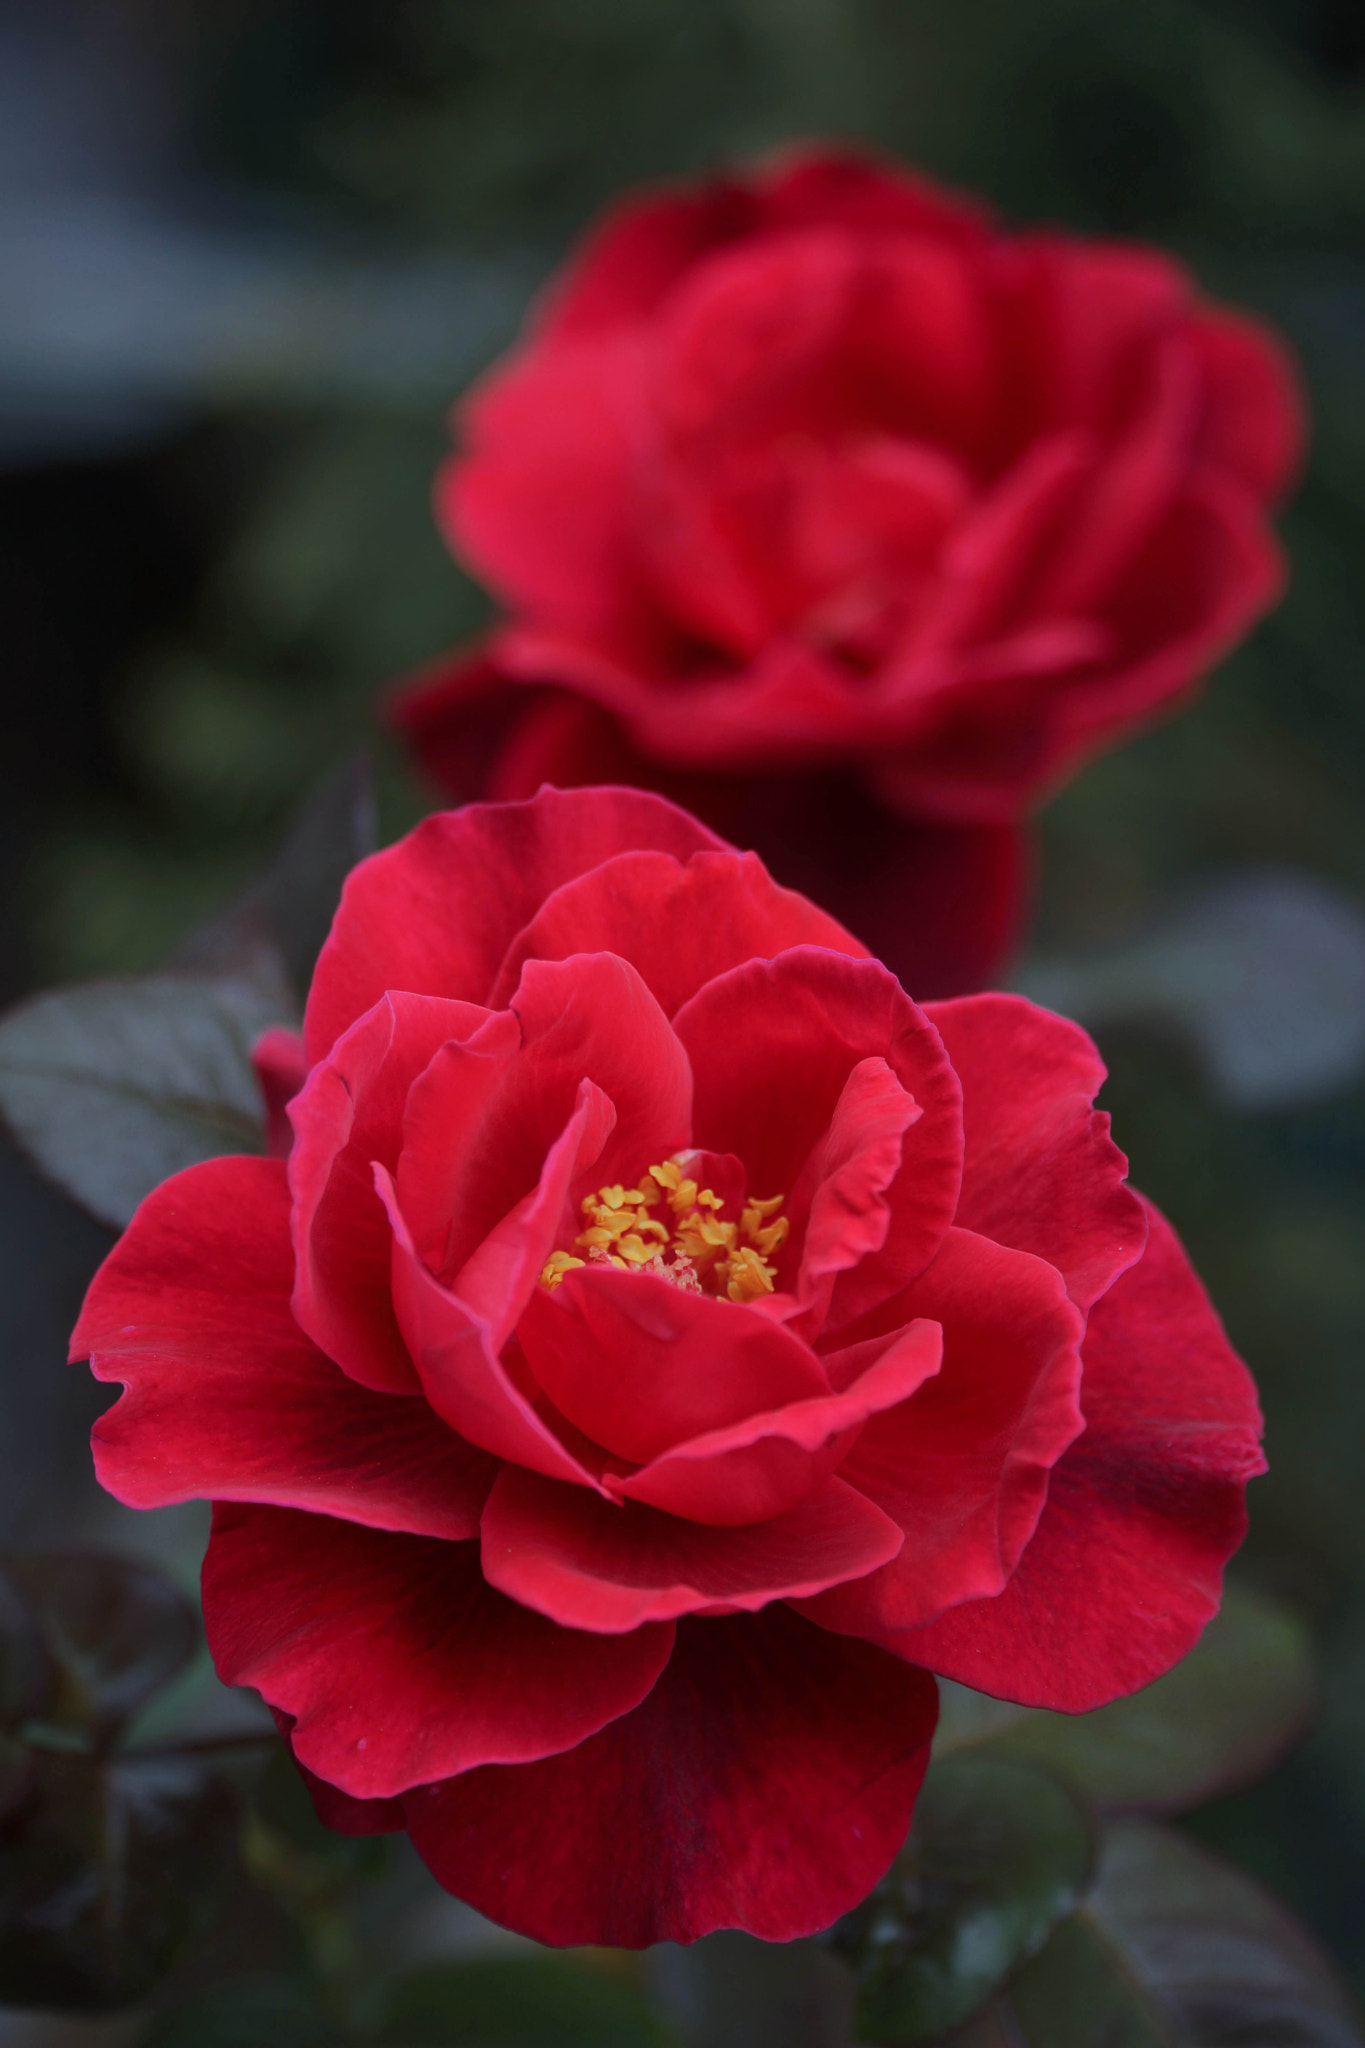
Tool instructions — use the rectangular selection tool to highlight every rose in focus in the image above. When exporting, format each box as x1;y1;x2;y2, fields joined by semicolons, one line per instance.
72;789;1264;1947
396;146;1301;994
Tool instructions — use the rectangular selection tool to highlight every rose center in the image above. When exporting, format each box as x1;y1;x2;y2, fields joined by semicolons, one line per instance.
540;1154;788;1304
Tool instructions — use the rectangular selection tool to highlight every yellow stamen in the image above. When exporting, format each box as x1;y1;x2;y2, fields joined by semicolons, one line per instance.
542;1157;788;1302
540;1249;586;1290
721;1244;780;1303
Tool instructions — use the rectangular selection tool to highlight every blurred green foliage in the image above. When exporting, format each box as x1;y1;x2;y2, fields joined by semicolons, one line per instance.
17;0;1365;1998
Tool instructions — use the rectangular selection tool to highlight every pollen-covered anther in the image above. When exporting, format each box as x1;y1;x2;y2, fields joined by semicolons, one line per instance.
540;1249;586;1290
541;1158;788;1300
720;1243;780;1304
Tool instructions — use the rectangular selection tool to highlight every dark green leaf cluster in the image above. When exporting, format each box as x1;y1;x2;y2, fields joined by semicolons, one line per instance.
830;1585;1362;2045
0;1553;239;2012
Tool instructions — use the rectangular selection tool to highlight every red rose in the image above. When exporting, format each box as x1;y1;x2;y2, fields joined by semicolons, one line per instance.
394;146;1301;996
72;787;1263;1947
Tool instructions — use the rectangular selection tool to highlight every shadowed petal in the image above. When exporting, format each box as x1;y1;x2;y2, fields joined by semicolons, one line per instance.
204;1503;673;1799
404;1608;937;1946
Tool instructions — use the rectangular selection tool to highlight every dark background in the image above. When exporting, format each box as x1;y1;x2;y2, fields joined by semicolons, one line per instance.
2;0;1363;2005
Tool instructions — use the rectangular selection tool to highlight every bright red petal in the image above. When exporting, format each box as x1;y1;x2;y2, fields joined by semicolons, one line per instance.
615;1316;942;1524
487;846;867;1018
480;1468;903;1630
674;949;962;1325
204;1503;673;1799
443;333;654;639
376;1166;605;1491
395;953;690;1298
926;993;1147;1310
289;993;499;1394
517;1267;828;1466
73;1157;494;1540
795;1226;1085;1635
788;1055;925;1337
403;1608;937;1946
887;1200;1264;1709
304;787;725;1063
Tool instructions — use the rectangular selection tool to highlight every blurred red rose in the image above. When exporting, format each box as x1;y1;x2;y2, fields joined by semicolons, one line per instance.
394;146;1301;995
73;788;1263;1947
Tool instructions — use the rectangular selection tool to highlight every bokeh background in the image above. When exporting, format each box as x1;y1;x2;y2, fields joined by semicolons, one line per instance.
3;0;1364;2017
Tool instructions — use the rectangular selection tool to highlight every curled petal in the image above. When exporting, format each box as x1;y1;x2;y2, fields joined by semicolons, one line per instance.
615;1315;942;1524
480;1468;903;1631
926;992;1146;1309
886;1199;1265;1709
486;846;866;1018
289;993;501;1393
675;948;962;1322
395;953;690;1294
518;1267;828;1467
376;1165;605;1491
795;1226;1085;1635
305;788;723;1063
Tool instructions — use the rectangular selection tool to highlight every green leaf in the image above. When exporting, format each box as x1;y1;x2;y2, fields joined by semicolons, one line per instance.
1007;1823;1365;2046
378;1957;668;2047
834;1755;1093;2043
4;1553;199;1749
0;958;291;1229
935;1585;1315;1815
137;1975;339;2048
0;1750;237;2011
0;759;374;1230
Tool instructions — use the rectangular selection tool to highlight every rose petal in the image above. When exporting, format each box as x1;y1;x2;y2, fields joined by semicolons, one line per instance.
1032;333;1199;616
517;1267;829;1466
73;1156;495;1540
480;1467;903;1631
614;1315;942;1524
794;1226;1085;1634
674;948;962;1324
304;787;725;1063
376;1165;605;1491
443;333;655;642
403;1608;937;1946
486;846;866;1018
396;953;690;1292
204;1503;674;1799
787;1054;925;1337
427;684;1028;1000
886;1199;1264;1709
290;993;501;1393
926;992;1147;1310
